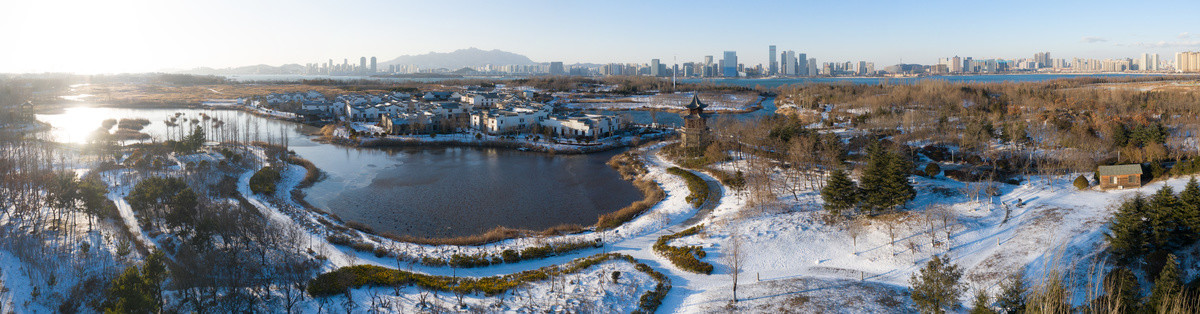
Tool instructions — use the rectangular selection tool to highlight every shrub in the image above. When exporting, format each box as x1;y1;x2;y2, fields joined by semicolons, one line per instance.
448;253;494;268
520;245;554;260
1073;175;1089;190
501;249;520;263
349;242;375;253
308;252;670;312
653;224;713;274
326;234;354;246
248;167;281;195
924;163;941;177
667;167;708;208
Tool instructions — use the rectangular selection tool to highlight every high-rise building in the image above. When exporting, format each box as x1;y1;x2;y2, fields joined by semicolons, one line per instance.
1139;53;1159;71
796;53;808;76
549;62;565;75
722;51;738;77
359;57;367;73
370;57;377;73
781;51;795;76
950;56;962;73
768;45;777;75
807;58;818;76
1034;52;1051;68
1179;52;1200;72
650;59;661;77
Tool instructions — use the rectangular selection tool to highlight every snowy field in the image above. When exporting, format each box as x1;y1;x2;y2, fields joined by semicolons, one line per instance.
0;135;1180;312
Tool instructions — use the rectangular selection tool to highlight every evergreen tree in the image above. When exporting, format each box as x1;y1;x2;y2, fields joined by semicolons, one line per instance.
821;169;859;216
1177;177;1200;243
969;290;997;314
103;251;168;314
1100;267;1139;314
887;150;917;204
995;272;1027;314
1106;194;1149;265
860;141;915;213
1147;254;1182;312
1148;186;1184;249
142;251;168;311
910;255;965;314
859;142;890;213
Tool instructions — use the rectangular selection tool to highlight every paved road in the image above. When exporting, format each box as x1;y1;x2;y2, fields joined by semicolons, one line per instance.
680;169;724;227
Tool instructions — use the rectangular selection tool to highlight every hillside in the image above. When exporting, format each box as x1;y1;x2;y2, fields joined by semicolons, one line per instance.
378;47;537;69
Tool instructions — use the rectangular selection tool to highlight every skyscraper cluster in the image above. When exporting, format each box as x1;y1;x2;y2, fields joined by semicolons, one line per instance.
305;56;379;75
769;45;816;77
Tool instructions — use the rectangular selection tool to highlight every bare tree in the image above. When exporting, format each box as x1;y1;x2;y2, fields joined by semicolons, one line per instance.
722;232;747;303
846;218;865;253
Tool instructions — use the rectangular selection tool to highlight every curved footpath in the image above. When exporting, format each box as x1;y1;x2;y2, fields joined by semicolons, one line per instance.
240;143;731;312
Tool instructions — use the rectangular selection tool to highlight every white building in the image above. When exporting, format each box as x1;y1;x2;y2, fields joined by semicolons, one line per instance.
541;113;621;138
470;105;551;134
461;93;500;108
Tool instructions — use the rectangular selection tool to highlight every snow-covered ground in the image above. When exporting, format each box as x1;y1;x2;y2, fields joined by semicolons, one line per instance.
1;135;1173;312
230;138;1174;312
659;156;1198;312
330;259;658;313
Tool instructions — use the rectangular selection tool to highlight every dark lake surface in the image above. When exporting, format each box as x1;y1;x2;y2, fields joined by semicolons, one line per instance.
36;107;642;238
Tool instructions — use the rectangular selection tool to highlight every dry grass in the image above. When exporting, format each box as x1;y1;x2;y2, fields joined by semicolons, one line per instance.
283;155;322;188
380;223;586;246
77;83;384;106
596;178;666;230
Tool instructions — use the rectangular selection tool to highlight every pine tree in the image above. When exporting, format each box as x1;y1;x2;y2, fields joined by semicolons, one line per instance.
969;289;997;314
1147;254;1182;312
1177;177;1200;243
910;255;965;314
1148;186;1184;249
860;141;915;213
103;250;169;314
859;142;891;213
995;271;1026;314
1106;194;1149;265
821;169;859;216
1101;267;1140;314
886;150;916;205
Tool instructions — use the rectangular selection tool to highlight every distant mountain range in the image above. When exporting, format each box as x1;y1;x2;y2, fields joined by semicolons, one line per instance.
177;64;308;76
379;48;537;69
176;48;542;75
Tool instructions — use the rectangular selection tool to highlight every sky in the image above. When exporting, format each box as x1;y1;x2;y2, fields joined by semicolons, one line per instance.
1;0;1198;74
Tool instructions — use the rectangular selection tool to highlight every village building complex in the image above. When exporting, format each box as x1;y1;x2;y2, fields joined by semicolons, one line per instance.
268;89;628;139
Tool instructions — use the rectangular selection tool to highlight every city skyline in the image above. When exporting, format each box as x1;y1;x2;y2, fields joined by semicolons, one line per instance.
2;0;1199;74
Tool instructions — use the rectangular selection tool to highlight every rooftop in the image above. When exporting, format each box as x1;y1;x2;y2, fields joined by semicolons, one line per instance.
1097;164;1143;176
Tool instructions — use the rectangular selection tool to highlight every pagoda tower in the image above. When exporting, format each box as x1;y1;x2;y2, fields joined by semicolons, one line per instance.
681;93;709;151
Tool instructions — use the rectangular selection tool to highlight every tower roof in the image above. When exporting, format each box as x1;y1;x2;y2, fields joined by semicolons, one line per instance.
685;93;706;110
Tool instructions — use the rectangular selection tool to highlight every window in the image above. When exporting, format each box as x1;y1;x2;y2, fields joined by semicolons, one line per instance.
1112;176;1118;184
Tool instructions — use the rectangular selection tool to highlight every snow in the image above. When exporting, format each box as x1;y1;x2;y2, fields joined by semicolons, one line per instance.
331;260;657;313
661;153;1199;311
562;93;762;112
101;168;157;251
1;132;1176;312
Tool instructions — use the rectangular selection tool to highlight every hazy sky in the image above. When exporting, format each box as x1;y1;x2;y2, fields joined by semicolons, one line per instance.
2;0;1198;74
